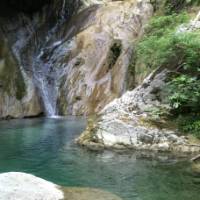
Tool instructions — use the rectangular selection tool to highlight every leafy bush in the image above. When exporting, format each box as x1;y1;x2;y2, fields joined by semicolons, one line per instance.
136;13;189;70
136;14;200;113
135;11;200;137
145;13;189;37
168;75;200;111
176;115;200;139
166;32;200;113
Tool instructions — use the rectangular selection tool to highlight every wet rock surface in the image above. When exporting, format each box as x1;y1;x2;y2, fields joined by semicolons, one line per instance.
191;154;200;173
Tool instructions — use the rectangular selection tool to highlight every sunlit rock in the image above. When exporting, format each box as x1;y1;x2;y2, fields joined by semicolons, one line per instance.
58;0;153;115
0;172;64;200
0;172;122;200
77;69;200;153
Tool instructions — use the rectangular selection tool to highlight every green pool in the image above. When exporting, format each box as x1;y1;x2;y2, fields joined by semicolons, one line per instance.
0;117;199;200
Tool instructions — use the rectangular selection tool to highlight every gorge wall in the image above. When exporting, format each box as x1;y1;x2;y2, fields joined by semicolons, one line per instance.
0;0;153;118
0;31;42;118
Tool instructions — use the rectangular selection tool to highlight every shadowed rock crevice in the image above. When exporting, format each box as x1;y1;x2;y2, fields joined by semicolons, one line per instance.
108;40;122;70
0;0;51;16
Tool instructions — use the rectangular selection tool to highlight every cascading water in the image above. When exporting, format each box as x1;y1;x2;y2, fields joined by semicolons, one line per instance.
28;0;95;116
32;37;74;116
29;1;69;116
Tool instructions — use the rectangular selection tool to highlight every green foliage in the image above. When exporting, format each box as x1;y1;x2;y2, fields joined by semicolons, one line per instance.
135;10;200;138
145;13;189;37
176;115;200;138
168;75;200;111
145;106;170;120
166;32;200;112
136;13;190;70
136;13;200;101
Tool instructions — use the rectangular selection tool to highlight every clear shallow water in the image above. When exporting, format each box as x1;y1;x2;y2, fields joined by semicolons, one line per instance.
0;117;199;200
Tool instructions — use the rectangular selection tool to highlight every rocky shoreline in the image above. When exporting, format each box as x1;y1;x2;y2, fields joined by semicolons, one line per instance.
77;69;200;155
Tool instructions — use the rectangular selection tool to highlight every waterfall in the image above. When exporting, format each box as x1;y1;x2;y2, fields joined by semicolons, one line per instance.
0;0;85;117
32;25;74;117
30;0;82;116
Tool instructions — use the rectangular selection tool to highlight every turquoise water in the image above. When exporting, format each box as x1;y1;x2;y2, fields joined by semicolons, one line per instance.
0;117;199;200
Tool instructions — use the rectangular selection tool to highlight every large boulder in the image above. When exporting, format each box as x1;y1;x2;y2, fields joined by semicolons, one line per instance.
77;69;200;154
0;172;64;200
0;172;122;200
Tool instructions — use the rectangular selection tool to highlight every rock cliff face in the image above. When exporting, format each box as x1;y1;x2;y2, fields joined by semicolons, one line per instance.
0;0;153;118
0;32;42;118
0;0;82;118
57;0;153;115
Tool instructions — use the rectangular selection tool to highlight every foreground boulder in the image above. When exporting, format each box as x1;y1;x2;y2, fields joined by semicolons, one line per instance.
77;69;200;154
0;172;122;200
0;172;63;200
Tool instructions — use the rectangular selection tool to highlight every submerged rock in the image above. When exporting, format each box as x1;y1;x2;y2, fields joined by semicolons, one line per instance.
77;69;200;154
63;187;122;200
191;154;200;173
0;172;122;200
